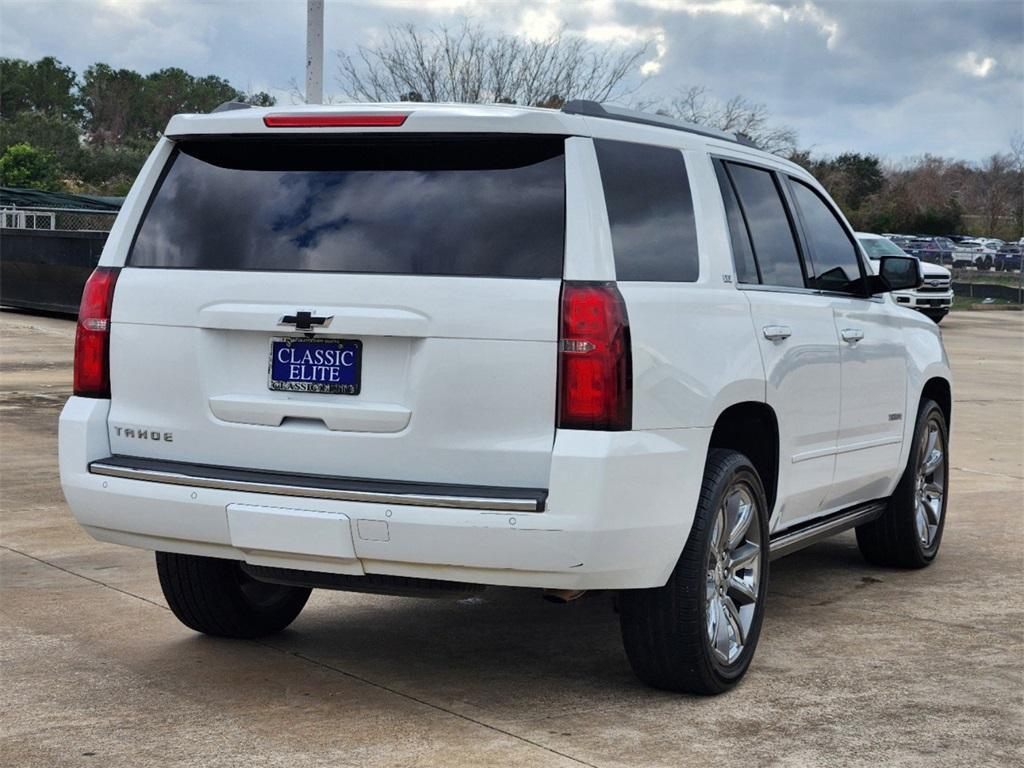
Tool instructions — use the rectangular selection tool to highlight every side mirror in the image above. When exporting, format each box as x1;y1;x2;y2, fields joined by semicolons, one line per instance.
871;255;923;293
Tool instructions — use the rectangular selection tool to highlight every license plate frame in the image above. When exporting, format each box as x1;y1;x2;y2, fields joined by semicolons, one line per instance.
268;336;362;395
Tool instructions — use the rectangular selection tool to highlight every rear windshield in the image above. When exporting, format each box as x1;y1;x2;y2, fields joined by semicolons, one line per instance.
129;136;566;278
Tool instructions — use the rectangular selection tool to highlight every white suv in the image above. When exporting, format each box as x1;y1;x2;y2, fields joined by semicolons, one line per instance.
59;101;953;695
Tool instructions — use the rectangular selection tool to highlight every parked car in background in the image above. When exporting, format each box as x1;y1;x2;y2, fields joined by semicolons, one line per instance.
952;239;995;270
994;243;1022;272
887;234;915;251
858;233;953;323
906;237;954;266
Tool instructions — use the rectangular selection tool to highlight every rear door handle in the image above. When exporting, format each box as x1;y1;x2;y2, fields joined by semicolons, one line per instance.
762;325;792;341
841;328;865;343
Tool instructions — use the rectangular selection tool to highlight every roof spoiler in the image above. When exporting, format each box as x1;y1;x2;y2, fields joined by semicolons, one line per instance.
210;101;253;114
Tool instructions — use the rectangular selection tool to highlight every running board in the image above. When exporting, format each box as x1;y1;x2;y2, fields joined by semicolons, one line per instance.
769;501;886;560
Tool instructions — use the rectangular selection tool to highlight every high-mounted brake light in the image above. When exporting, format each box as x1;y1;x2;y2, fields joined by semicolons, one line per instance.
263;114;409;128
557;282;632;431
74;267;119;398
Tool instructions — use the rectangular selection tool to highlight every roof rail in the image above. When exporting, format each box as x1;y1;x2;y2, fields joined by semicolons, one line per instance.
561;100;758;148
211;101;253;114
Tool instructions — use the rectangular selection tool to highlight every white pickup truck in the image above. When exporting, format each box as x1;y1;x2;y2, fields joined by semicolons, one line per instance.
857;233;954;323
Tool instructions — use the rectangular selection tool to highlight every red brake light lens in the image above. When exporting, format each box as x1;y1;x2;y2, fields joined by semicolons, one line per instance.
74;267;119;398
263;113;409;128
558;282;632;431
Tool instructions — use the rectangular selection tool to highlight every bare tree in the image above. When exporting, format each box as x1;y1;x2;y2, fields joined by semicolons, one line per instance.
970;152;1018;236
641;86;798;155
1009;132;1024;237
1011;131;1024;175
336;22;646;107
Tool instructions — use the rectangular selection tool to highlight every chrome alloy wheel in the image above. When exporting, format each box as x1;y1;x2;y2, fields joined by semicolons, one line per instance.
914;416;946;548
706;483;762;665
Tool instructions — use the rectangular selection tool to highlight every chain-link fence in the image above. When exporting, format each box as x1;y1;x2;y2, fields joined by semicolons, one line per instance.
1;206;118;233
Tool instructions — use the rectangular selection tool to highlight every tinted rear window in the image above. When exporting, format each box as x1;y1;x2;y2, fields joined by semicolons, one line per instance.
714;160;759;283
130;136;565;278
594;139;699;282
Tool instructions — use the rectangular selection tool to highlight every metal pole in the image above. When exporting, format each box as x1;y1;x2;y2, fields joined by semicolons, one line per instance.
306;0;324;105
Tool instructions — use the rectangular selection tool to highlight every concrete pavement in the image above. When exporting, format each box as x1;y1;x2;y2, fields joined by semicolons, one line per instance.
1;310;1021;767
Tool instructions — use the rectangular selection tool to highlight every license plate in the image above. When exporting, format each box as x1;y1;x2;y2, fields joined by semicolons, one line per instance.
269;337;362;394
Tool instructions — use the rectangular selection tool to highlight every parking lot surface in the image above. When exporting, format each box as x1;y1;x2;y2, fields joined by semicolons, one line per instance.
1;310;1021;768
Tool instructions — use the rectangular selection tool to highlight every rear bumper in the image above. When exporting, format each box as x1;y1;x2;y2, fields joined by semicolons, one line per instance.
60;396;710;590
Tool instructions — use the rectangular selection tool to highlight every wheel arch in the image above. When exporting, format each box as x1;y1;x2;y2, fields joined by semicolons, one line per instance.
707;402;779;516
921;376;952;427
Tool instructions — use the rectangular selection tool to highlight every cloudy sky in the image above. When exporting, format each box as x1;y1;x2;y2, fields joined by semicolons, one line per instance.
2;0;1021;160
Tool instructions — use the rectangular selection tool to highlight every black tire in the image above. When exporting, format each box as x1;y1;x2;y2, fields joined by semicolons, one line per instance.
856;399;949;568
156;552;311;638
922;310;947;324
619;449;770;695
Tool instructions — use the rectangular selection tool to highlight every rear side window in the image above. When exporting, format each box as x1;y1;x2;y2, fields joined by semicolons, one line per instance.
713;161;759;284
594;139;699;282
130;136;565;278
788;179;864;294
724;163;805;289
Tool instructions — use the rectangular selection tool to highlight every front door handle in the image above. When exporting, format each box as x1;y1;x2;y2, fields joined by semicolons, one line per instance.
841;328;865;343
762;325;792;341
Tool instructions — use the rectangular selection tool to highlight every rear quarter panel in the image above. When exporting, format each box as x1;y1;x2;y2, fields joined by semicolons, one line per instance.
601;145;765;431
619;284;763;429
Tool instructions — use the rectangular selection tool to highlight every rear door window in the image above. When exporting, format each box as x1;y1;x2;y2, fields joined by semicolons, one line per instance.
129;136;566;278
594;139;699;282
788;179;865;294
723;162;805;289
713;160;759;284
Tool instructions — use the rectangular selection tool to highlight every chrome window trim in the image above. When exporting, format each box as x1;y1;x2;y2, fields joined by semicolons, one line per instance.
735;282;886;303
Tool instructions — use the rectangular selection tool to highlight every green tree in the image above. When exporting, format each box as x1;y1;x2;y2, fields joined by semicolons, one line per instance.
137;68;240;138
0;142;60;189
828;153;884;211
0;57;277;192
73;141;150;195
79;63;146;145
0;111;82;166
0;56;79;120
909;200;963;235
241;91;277;107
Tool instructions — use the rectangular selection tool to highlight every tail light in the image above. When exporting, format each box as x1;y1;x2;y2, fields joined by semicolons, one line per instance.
74;267;120;397
557;282;632;430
